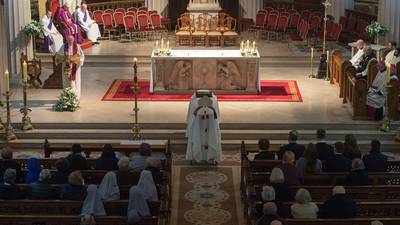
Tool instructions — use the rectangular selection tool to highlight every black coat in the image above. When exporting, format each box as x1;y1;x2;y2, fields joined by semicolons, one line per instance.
95;156;119;171
59;184;87;201
271;182;294;202
0;183;23;200
319;194;356;218
0;159;22;183
66;154;88;171
324;154;352;172
50;171;70;184
355;53;376;74
315;142;334;161
362;151;388;172
254;151;276;160
346;169;369;186
278;143;305;160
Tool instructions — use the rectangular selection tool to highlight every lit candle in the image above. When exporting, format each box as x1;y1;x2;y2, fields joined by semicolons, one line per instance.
167;40;170;50
23;61;28;84
155;40;159;49
161;38;164;50
246;40;250;51
133;58;138;83
387;63;391;82
311;47;314;59
326;51;330;63
4;69;9;92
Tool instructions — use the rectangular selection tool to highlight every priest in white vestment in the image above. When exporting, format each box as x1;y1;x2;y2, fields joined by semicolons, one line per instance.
63;35;85;99
385;48;400;65
77;3;101;43
41;10;64;53
186;94;222;163
350;39;365;68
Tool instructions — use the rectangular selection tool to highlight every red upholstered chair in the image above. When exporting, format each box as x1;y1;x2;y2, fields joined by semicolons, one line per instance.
275;14;290;39
115;8;126;15
328;23;342;42
138;6;148;12
126;11;136;17
354;20;367;39
300;10;311;22
311;11;322;18
150;13;167;39
280;12;290;19
123;15;138;41
265;13;279;40
264;7;274;12
346;18;356;35
137;10;148;16
249;12;267;38
113;12;125;38
339;16;347;28
288;9;298;15
93;10;103;25
102;13;117;39
258;10;267;15
104;9;114;15
289;12;301;29
309;15;322;36
127;7;137;13
149;10;158;16
137;13;150;40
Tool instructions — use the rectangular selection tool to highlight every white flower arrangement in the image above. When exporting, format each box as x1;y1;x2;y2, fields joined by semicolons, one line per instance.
54;88;79;112
23;20;43;38
365;21;388;38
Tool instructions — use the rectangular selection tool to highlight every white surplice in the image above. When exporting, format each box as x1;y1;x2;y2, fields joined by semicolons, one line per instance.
62;43;85;99
350;49;364;67
385;50;400;65
41;15;64;53
367;70;388;109
186;95;222;163
77;8;101;42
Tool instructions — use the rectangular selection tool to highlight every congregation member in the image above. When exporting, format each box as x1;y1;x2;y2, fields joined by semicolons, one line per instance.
130;143;153;171
0;169;22;200
137;170;158;202
77;3;101;44
254;139;275;160
315;129;334;160
346;158;369;186
269;168;293;202
127;186;151;225
324;142;352;172
275;151;303;185
41;10;64;53
343;134;362;160
385;41;400;65
258;185;287;218
0;147;22;183
257;202;285;225
60;171;87;201
354;46;377;80
56;1;83;43
51;158;71;184
350;39;365;67
363;139;388;172
66;144;88;171
25;157;42;184
319;186;356;218
145;157;162;185
63;35;85;100
278;130;305;160
81;185;106;225
95;144;119;171
116;156;139;186
29;169;56;199
367;61;397;121
98;171;120;201
296;143;322;174
290;188;318;219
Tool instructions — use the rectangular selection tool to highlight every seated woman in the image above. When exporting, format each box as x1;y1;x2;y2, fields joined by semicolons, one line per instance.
29;169;56;199
95;144;119;171
256;185;287;218
0;169;23;200
60;171;87;201
346;158;369;186
145;157;162;185
50;158;71;184
290;188;319;219
269;168;293;202
98;171;120;201
296;143;322;174
25;157;42;184
257;202;286;225
127;186;151;225
275;151;303;186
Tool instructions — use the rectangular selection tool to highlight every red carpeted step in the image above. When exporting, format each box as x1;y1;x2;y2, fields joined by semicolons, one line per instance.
80;39;92;50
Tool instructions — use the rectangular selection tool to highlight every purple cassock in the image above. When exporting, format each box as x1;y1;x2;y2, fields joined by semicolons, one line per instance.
55;7;84;44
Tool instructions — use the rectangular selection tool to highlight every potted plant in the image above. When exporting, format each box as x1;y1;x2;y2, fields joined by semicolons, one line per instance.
365;21;389;44
53;87;80;112
23;20;43;58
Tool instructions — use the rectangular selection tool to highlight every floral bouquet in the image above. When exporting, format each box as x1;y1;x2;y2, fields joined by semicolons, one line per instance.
365;21;388;38
23;20;43;38
54;88;79;112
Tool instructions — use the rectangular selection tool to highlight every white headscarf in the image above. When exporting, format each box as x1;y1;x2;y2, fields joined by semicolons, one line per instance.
127;186;151;224
81;185;106;216
137;170;158;202
98;171;120;201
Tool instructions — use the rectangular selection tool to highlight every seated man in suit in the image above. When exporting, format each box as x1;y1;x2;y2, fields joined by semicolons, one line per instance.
254;139;276;160
315;129;334;161
324;142;352;172
362;139;388;172
278;130;305;160
319;186;356;218
354;46;376;80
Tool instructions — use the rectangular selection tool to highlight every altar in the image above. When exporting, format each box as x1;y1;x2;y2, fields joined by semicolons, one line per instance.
150;49;260;95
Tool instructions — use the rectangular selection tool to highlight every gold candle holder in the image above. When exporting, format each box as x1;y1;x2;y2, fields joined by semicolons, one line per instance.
132;58;142;140
20;81;33;131
0;115;4;132
3;91;16;141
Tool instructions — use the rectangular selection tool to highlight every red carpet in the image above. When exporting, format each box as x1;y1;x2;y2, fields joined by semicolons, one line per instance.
102;80;302;102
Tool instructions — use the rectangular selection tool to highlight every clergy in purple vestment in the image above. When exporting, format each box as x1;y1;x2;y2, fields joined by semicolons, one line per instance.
56;3;84;44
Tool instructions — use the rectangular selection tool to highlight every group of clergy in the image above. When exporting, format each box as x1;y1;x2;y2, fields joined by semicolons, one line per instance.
350;39;400;121
40;1;100;99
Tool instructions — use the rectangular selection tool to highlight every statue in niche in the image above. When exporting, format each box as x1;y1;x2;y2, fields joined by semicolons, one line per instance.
217;61;243;90
168;61;192;90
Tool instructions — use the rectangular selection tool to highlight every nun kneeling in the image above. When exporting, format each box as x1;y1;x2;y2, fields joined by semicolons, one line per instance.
128;186;151;225
81;184;106;225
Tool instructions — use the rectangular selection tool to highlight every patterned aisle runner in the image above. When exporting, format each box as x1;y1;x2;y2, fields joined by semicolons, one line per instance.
171;166;243;225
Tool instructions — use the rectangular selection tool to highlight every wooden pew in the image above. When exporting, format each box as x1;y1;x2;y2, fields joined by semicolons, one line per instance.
329;50;353;98
284;218;400;225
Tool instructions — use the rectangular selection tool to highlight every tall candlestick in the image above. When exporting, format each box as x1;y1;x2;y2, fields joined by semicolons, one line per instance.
161;38;164;50
23;61;28;84
167;40;170;50
246;40;250;51
4;69;9;92
311;48;314;59
252;41;256;50
133;58;138;83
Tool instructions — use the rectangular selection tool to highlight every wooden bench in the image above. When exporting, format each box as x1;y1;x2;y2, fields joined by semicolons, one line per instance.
284;219;400;225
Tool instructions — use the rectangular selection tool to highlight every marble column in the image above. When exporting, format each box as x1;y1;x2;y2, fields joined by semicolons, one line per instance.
3;0;32;83
378;0;400;44
327;0;354;22
239;0;263;20
146;0;168;17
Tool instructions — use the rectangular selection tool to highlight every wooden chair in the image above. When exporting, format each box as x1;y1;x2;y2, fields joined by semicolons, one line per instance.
20;53;42;88
221;16;238;47
175;13;193;46
191;13;209;46
207;15;222;47
102;13;117;39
